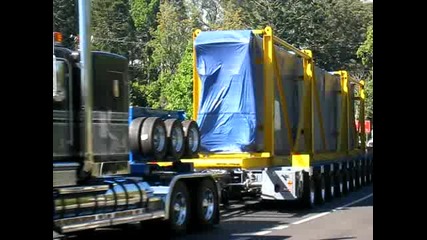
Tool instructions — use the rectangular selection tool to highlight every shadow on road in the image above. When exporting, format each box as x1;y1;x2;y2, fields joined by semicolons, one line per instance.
68;185;372;240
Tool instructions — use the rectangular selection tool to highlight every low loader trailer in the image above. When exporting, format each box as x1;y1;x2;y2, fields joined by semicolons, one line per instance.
53;1;372;238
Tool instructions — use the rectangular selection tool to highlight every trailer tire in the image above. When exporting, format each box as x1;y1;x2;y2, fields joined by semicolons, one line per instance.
325;170;333;202
315;173;325;205
341;168;349;195
349;163;356;192
129;117;146;154
299;172;315;209
164;119;185;160
355;163;361;189
333;169;342;198
182;120;200;157
361;160;367;186
195;179;219;227
140;117;167;160
169;181;190;235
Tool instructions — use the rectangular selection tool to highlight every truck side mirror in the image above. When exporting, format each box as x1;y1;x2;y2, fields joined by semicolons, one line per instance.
53;58;66;102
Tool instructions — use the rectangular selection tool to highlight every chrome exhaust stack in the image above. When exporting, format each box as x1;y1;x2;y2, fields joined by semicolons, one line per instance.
78;0;94;176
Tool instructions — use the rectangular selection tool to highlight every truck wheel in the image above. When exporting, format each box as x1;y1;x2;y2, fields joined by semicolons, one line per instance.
355;163;361;189
348;164;355;192
361;160;367;186
195;179;219;227
325;170;333;202
299;172;315;209
164;119;185;160
333;169;342;198
169;181;190;235
341;168;349;195
140;117;167;160
182;120;200;157
315;173;325;205
129;117;146;154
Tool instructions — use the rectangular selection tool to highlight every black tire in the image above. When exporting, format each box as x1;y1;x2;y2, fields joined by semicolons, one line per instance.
325;170;333;202
348;163;355;192
361;160;367;186
182;120;200;157
195;179;219;227
164;119;185;160
334;169;342;198
355;162;361;189
299;172;315;209
129;117;146;154
314;173;325;205
341;168;349;195
140;117;167;160
169;181;190;235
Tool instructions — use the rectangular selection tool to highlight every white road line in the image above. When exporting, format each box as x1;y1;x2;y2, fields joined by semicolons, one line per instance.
292;193;373;225
254;230;272;236
292;212;331;225
270;225;289;230
333;193;373;211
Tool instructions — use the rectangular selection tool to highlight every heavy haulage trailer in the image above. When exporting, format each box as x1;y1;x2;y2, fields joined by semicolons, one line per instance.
53;1;372;238
172;27;373;207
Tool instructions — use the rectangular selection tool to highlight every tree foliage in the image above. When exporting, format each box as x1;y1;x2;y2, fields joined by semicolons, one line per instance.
357;24;373;120
54;0;373;118
53;0;78;48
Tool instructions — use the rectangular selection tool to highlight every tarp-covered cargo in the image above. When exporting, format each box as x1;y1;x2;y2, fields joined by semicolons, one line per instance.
195;30;347;154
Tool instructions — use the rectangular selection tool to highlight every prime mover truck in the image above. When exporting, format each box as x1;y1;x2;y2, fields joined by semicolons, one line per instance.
53;1;373;238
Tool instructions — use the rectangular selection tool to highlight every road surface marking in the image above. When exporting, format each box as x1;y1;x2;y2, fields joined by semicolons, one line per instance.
270;225;289;230
333;193;373;211
254;230;272;236
292;212;331;225
293;193;373;225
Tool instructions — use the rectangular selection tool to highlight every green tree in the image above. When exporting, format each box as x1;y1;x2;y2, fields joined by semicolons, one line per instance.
129;0;161;106
53;0;78;48
357;25;373;120
164;43;194;118
145;0;194;108
91;0;136;57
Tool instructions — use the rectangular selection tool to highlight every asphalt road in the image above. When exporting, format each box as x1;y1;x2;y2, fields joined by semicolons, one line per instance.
69;185;373;240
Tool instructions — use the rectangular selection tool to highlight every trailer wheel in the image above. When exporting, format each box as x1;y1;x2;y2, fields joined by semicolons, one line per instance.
195;179;219;227
325;170;333;202
164;119;185;160
169;181;190;235
129;117;146;154
315;173;325;205
140;117;167;160
299;172;315;209
341;168;349;195
182;120;200;157
354;162;361;189
333;169;342;198
367;160;373;183
360;160;367;186
348;163;355;192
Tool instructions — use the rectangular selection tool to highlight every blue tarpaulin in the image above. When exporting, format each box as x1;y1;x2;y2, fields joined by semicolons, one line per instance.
195;30;343;154
195;30;260;152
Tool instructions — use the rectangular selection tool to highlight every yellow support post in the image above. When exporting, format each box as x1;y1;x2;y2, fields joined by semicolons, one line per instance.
263;26;275;155
334;70;349;153
311;61;328;152
192;29;202;120
359;80;366;152
302;50;314;155
272;50;294;149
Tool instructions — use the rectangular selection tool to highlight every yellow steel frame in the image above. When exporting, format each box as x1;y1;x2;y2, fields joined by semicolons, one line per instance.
332;71;366;153
192;29;202;120
190;27;363;170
